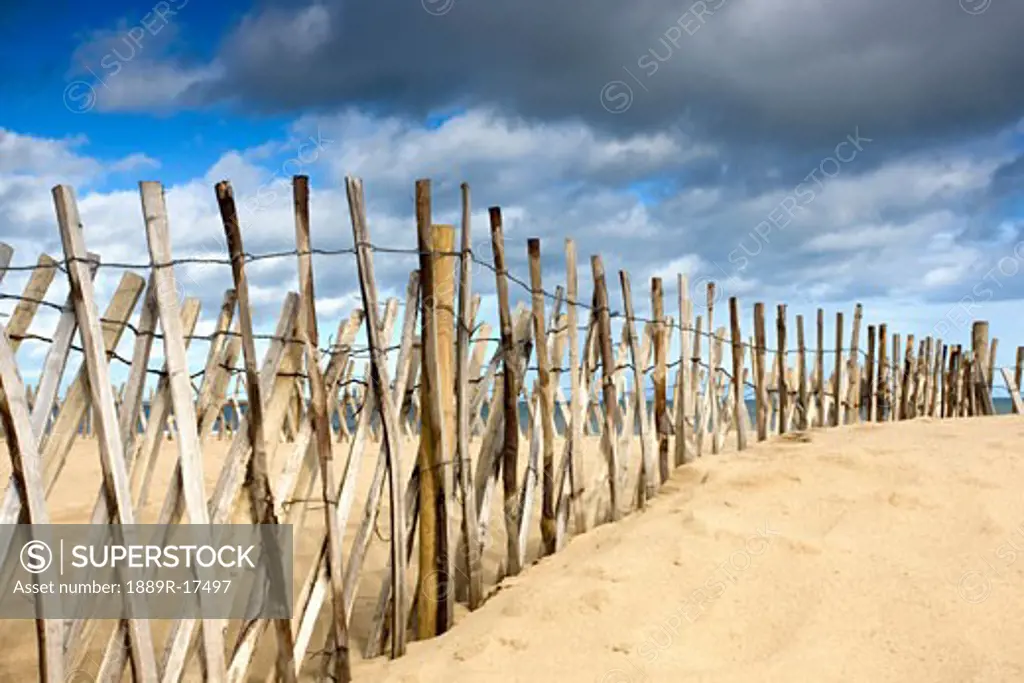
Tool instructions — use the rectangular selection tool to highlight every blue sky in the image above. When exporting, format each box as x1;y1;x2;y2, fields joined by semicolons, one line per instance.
2;0;1024;396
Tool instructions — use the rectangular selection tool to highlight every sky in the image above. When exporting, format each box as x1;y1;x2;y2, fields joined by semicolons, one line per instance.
1;0;1024;396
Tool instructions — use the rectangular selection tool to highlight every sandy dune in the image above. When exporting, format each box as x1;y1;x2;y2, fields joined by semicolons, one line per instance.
3;416;1024;681
358;417;1024;682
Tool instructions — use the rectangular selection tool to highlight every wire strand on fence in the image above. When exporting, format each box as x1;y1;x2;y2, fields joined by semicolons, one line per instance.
2;241;1012;407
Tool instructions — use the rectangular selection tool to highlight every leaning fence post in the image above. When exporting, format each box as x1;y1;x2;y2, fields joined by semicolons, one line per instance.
564;239;586;531
776;305;788;435
216;179;297;682
921;337;933;417
816;309;825;427
939;344;950;418
675;275;692;464
796;314;808;430
845;304;862;423
729;297;748;449
706;284;719;451
833;312;843;427
651;278;669;481
527;238;557;554
0;331;64;681
753;303;767;440
891;334;901;421
877;324;888;421
489;206;522;574
691;315;704;455
930;337;943;417
620;270;655;503
346;177;409;656
866;325;877;423
901;335;915;420
53;185;157;680
456;183;483;608
591;255;621;522
988;338;998;393
1015;347;1024;403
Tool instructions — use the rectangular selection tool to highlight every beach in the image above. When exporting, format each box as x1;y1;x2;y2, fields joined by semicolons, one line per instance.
2;415;1023;680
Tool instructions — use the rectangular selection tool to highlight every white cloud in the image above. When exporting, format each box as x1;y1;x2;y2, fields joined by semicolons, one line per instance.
1;107;1022;392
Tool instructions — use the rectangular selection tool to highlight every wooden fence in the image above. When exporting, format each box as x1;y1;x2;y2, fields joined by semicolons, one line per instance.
0;176;1022;682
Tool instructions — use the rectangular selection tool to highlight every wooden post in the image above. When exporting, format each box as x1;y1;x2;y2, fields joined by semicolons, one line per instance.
432;223;458;620
52;185;157;680
877;324;888;421
891;334;901;421
652;277;669;480
972;322;990;415
988;338;998;392
344;179;410;656
591;255;620;521
921;337;933;417
210;179;296;682
791;315;805;430
691;315;703;454
565;239;586;531
753;303;767;440
729;297;748;448
527;238;557;554
707;284;718;451
413;181;453;634
1015;347;1024;403
930;338;944;417
619;270;655;503
711;327;727;451
456;183;483;607
955;345;964;418
816;309;825;427
843;304;861;423
140;182;227;680
939;344;949;418
900;335;915;420
833;312;843;427
942;344;950;419
0;331;64;682
966;352;974;417
489;207;523;572
866;325;877;423
675;275;693;464
777;305;788;435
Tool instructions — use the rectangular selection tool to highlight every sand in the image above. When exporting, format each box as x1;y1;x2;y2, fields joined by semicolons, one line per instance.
3;416;1024;681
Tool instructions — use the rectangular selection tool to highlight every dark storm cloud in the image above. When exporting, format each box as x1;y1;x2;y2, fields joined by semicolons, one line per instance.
178;0;1024;158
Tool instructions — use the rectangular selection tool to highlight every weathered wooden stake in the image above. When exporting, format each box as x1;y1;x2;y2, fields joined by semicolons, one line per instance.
652;277;669;480
456;183;483;607
489;207;523;570
777;305;788;435
52;185;157;680
416;181;453;633
816;309;825;427
866;325;877;423
527;238;557;554
566;239;586;530
729;297;748;448
591;255;620;521
753;303;767;440
675;275;693;463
